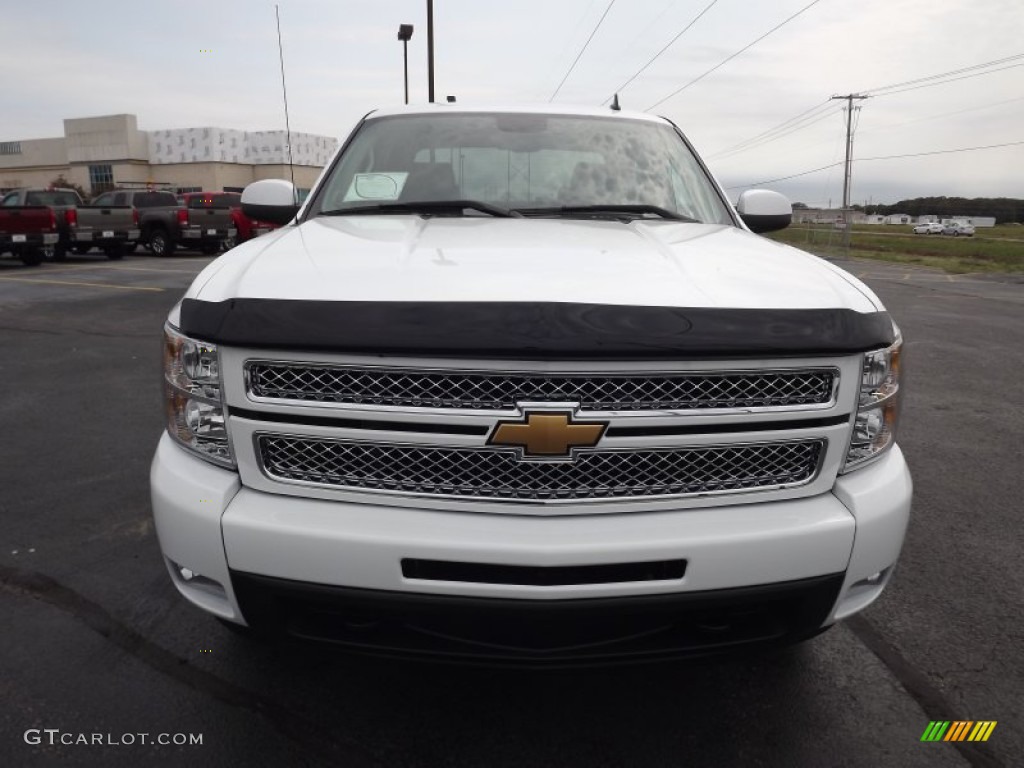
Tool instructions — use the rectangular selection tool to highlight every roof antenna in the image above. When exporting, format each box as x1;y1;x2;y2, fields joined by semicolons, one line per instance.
610;93;621;111
275;4;297;206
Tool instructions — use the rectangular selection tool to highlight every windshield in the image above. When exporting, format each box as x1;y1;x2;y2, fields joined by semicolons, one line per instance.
310;112;733;224
134;192;178;208
26;191;80;206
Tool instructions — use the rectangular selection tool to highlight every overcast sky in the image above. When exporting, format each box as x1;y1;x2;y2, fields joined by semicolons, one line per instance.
4;0;1022;206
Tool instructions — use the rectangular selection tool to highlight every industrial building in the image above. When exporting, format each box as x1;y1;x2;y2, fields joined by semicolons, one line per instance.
0;113;337;197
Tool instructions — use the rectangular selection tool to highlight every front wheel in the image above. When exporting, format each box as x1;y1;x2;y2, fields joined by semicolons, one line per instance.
221;234;237;252
149;229;176;256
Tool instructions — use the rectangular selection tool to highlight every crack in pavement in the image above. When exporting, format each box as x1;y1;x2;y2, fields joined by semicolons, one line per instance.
0;564;386;768
847;615;1004;768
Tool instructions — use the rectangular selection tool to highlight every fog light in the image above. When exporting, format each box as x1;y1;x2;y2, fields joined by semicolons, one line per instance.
852;567;890;589
171;560;227;599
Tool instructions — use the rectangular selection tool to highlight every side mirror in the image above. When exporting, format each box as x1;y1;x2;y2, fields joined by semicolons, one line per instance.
736;189;792;233
241;179;300;225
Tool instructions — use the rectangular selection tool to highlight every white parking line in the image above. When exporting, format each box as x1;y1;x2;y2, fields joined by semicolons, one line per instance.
38;264;206;276
0;275;163;292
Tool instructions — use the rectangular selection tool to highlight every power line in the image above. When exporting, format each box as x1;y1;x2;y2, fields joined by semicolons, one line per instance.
708;100;835;159
723;161;844;190
860;52;1024;95
645;0;824;111
859;140;1024;162
542;0;598;96
710;104;842;160
549;0;617;102
869;62;1024;98
724;139;1024;190
710;53;1024;162
862;95;1024;135
602;0;719;104
616;0;682;68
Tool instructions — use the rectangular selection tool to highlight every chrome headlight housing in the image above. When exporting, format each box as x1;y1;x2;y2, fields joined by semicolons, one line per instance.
163;323;234;468
843;324;903;472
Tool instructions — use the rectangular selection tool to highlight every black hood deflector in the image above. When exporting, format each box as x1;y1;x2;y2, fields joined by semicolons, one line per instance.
180;298;893;359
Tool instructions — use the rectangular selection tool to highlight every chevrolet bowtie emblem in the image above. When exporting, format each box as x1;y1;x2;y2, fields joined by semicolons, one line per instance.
488;411;607;459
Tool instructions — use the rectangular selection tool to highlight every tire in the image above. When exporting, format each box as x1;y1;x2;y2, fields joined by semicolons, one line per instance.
104;244;126;260
200;243;220;256
21;248;43;267
50;243;68;262
953;231;959;237
221;234;237;252
148;228;176;256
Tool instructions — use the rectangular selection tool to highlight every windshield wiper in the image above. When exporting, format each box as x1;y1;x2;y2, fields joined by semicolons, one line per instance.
320;200;521;218
514;204;697;222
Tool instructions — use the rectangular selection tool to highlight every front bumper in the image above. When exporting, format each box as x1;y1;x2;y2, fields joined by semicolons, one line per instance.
150;434;911;660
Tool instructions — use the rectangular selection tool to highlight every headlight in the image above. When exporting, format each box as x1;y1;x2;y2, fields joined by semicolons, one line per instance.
843;324;903;472
163;323;234;468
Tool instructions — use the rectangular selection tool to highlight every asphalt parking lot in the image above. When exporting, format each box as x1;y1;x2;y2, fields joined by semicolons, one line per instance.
0;250;1020;768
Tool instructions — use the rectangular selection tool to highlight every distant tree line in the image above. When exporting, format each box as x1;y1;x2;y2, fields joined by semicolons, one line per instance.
851;197;1024;223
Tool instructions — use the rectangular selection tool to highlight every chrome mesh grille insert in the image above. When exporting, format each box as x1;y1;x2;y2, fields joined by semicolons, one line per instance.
247;364;836;411
257;436;825;502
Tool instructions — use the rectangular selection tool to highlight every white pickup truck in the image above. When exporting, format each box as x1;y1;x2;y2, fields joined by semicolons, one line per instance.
151;104;910;663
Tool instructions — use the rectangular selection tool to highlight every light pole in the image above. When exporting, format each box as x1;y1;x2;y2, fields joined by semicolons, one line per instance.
397;24;414;105
426;0;434;102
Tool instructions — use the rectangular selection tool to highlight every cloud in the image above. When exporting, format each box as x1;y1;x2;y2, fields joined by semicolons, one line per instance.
1;0;1020;202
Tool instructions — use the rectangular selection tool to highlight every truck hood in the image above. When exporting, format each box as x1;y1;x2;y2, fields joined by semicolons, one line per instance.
187;216;882;313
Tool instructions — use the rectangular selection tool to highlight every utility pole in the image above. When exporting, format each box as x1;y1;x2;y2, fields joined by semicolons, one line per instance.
831;93;867;247
426;0;435;102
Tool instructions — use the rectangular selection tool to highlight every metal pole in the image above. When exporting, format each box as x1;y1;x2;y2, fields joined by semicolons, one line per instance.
842;99;854;210
831;93;867;249
427;0;435;102
403;39;409;104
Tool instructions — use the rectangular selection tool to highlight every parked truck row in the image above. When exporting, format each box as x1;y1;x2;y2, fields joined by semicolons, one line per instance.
0;186;273;266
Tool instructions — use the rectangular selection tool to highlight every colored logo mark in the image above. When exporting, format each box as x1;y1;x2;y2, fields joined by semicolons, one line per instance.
921;721;997;742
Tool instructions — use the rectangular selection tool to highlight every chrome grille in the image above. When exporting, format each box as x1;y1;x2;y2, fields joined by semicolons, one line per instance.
247;363;836;411
257;436;825;502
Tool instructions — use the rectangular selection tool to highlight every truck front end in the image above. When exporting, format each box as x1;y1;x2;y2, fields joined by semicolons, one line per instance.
150;106;911;663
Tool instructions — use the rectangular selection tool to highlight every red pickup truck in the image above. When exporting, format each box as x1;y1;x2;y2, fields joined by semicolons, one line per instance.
178;192;276;251
2;188;140;260
0;206;58;266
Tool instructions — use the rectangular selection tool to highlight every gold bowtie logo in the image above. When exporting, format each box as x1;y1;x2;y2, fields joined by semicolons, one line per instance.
489;411;607;459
